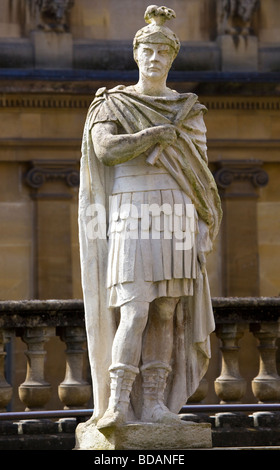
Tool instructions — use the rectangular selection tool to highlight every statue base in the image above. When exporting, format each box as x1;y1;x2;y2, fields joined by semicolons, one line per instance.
74;418;212;450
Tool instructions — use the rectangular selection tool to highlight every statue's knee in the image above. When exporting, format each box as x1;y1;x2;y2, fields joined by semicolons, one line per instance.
153;297;178;321
122;301;149;332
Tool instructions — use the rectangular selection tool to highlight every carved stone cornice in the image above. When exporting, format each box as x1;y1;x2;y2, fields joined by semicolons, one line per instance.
0;93;280;111
25;160;79;197
214;159;269;197
202;96;280;112
0;94;91;109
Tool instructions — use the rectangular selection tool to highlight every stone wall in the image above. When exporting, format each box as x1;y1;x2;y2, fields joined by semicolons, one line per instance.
0;0;280;72
0;0;279;413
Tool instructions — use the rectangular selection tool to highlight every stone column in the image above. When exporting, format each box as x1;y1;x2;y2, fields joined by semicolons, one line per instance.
18;327;55;411
58;326;91;409
25;160;79;299
214;160;268;296
250;322;280;403
0;329;13;411
214;323;247;403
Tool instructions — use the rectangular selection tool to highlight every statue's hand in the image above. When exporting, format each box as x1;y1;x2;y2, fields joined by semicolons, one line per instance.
155;124;178;147
146;124;178;165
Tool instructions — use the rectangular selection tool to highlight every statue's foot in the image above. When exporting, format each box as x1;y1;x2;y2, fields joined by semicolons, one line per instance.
96;407;126;430
141;403;181;425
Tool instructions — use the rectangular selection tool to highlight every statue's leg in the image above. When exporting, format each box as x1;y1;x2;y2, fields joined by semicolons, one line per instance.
142;297;178;365
112;300;150;366
140;297;181;424
97;300;149;429
96;363;138;429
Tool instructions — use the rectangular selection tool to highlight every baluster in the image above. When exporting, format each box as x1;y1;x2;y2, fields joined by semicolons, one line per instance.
58;326;91;409
0;329;13;411
18;327;55;411
250;321;280;403
214;323;247;403
187;376;209;403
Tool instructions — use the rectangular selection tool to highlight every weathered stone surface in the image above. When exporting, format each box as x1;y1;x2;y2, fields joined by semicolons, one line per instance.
31;31;73;69
74;419;212;450
79;4;221;435
218;35;258;72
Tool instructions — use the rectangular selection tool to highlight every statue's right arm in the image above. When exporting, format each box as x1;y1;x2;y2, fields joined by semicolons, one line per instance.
91;121;177;166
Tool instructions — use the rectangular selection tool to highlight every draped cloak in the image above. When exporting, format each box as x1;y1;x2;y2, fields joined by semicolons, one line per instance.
78;85;222;420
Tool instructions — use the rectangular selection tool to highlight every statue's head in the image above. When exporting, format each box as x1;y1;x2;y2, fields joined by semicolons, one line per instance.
133;5;180;63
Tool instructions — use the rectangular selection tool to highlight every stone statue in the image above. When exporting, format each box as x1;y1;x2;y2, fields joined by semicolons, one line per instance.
78;5;222;433
217;0;260;36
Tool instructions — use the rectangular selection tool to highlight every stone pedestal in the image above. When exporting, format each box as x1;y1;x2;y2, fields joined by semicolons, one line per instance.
31;31;73;69
217;35;258;72
74;419;212;450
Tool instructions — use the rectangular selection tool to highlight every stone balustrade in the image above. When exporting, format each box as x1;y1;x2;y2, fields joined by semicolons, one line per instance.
212;297;280;405
0;300;91;412
1;297;280;413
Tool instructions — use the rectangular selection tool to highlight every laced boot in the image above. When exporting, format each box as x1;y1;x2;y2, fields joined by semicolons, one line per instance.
140;362;181;424
96;363;138;430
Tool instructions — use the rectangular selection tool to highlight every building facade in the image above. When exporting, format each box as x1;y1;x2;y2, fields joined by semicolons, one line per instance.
0;0;280;409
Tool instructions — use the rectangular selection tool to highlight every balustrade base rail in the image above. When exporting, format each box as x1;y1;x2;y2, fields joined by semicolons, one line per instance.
1;403;280;421
1;405;280;450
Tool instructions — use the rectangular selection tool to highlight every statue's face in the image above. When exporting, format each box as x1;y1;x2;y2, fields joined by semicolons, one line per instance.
134;43;174;80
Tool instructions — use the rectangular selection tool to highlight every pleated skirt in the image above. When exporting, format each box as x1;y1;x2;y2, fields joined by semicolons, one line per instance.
107;189;198;308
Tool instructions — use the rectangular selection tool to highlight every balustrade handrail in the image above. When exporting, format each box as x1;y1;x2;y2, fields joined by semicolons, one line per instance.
0;299;84;329
1;296;280;413
213;296;280;322
0;296;280;323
